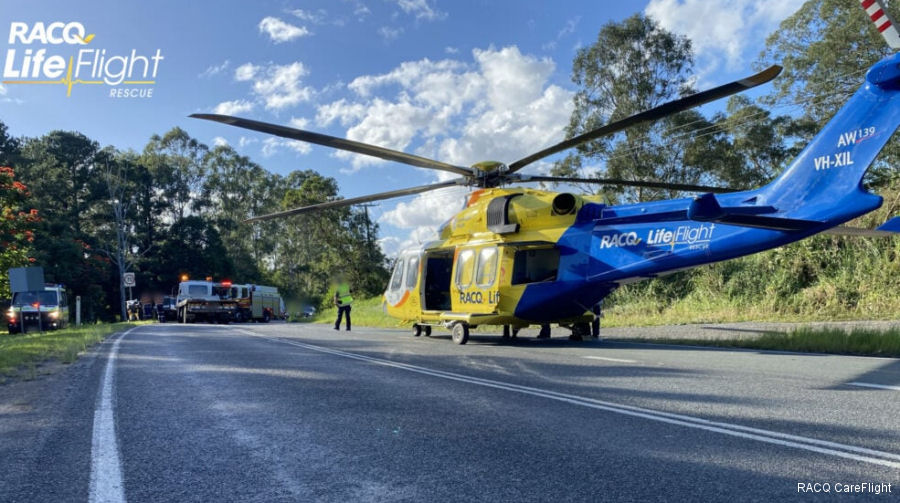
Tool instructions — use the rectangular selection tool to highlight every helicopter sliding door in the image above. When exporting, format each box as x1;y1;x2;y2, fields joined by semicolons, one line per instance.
423;250;453;311
451;244;500;314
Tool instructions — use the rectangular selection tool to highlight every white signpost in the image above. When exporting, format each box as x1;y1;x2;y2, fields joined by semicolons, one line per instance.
123;272;136;288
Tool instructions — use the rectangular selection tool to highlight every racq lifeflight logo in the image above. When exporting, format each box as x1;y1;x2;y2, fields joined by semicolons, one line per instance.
2;21;163;98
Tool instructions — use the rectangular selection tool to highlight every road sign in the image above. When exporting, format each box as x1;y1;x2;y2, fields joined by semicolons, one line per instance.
123;272;136;288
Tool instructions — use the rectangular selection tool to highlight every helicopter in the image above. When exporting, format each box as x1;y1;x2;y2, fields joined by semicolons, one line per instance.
193;1;900;345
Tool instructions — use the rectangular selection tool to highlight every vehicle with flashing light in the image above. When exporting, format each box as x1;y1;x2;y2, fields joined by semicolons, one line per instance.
227;282;283;323
6;284;69;334
174;280;237;324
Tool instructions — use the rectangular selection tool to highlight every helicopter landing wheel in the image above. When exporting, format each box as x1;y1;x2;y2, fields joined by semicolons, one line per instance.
451;322;469;345
413;324;422;337
502;325;511;340
569;322;590;341
424;325;432;337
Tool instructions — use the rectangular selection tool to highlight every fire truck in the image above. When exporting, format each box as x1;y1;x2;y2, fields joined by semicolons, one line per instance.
174;280;237;324
228;283;283;322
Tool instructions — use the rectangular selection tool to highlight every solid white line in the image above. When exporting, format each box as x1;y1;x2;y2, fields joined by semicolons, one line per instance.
583;355;637;364
848;381;900;391
237;329;900;469
89;327;136;503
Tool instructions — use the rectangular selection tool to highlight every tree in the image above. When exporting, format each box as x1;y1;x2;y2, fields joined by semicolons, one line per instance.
0;121;20;167
19;131;100;235
157;216;234;287
143;128;208;220
759;0;900;185
553;14;707;201
0;166;38;298
96;150;152;321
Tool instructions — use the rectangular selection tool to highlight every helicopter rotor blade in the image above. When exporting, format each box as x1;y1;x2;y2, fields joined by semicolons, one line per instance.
191;114;474;177
244;179;466;223
514;175;740;194
506;65;782;174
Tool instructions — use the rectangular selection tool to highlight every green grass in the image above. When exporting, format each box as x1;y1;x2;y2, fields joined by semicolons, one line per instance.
626;326;900;357
309;297;401;328
0;322;143;378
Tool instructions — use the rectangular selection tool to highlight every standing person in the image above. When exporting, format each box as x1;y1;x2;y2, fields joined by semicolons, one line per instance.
591;300;603;339
333;276;353;331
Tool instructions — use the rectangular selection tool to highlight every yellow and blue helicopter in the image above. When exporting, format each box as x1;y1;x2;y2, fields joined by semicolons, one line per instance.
193;4;900;344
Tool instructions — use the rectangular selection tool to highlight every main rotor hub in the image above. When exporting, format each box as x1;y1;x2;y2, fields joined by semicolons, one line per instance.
470;161;506;173
469;161;508;188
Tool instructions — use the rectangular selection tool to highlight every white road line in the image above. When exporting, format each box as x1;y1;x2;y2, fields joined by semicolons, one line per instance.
89;328;136;503
583;355;637;364
848;381;900;391
238;329;900;469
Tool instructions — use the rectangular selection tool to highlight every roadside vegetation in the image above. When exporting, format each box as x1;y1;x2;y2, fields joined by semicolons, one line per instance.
626;326;900;358
0;322;141;379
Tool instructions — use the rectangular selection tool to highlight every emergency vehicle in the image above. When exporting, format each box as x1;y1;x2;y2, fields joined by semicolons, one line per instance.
227;283;283;322
6;284;69;334
175;280;237;324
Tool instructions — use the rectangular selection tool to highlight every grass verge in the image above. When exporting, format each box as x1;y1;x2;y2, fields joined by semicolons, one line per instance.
0;322;143;378
620;326;900;357
309;297;402;328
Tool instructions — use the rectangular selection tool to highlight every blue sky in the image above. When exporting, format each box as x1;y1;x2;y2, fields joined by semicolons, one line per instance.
0;0;802;255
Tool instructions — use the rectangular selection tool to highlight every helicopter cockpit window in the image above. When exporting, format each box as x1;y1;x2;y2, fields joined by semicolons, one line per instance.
390;258;406;291
475;246;498;288
512;248;560;285
455;249;475;288
405;256;420;289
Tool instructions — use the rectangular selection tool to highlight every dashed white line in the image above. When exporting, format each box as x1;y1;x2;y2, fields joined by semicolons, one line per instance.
238;328;900;469
848;381;900;391
89;327;135;503
583;355;637;364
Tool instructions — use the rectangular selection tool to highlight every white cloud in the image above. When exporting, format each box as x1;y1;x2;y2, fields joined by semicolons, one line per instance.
238;136;258;148
317;45;573;233
258;16;310;43
212;99;254;115
235;61;314;110
261;137;312;157
290;8;326;24
393;0;446;21
645;0;801;71
351;1;371;20
542;16;581;51
288;117;309;129
234;63;258;81
199;60;230;78
378;26;403;41
444;46;458;54
212;136;229;147
381;186;467;229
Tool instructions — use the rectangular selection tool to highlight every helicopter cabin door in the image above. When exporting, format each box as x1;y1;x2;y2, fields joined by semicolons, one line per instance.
451;244;501;314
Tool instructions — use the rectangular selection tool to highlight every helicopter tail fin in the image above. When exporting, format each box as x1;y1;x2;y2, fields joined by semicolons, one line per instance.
761;53;900;224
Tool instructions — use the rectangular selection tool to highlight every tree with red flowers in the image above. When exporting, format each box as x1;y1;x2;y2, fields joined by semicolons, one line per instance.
0;166;38;298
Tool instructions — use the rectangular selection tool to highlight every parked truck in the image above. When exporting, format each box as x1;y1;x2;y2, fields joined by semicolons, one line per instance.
175;280;237;324
228;283;284;323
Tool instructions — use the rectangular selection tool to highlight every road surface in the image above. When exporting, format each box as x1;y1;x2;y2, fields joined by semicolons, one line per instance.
1;322;898;502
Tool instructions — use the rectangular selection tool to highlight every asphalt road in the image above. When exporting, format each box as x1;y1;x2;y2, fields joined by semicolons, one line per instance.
2;322;900;502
